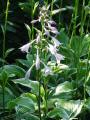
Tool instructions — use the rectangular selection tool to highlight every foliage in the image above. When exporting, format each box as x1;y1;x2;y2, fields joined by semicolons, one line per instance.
0;0;90;120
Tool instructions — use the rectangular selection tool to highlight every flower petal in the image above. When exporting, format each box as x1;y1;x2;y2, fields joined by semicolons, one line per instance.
48;20;56;26
20;43;30;53
48;44;57;55
55;53;64;64
52;37;61;47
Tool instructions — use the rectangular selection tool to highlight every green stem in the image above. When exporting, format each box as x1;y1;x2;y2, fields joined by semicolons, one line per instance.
58;0;63;29
39;80;41;120
3;0;9;65
73;0;79;35
44;82;48;119
51;0;54;18
80;0;85;36
31;0;35;61
2;0;9;118
86;16;90;34
70;0;79;45
37;70;41;120
2;86;5;119
86;1;90;34
31;0;34;41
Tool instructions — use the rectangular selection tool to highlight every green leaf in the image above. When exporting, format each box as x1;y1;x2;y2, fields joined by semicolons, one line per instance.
25;24;31;40
17;113;39;120
26;54;33;66
33;2;39;15
21;93;37;103
48;99;83;119
0;70;8;86
81;34;90;56
0;86;14;108
0;65;25;77
8;96;35;113
56;99;83;119
13;78;44;96
51;8;66;15
16;59;31;68
86;86;90;96
58;28;69;46
54;81;74;96
5;48;14;58
48;107;69;119
19;1;35;15
85;98;90;110
71;35;90;58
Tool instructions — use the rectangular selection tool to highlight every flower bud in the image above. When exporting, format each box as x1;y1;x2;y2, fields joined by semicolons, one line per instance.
36;33;40;44
44;66;52;76
36;49;40;70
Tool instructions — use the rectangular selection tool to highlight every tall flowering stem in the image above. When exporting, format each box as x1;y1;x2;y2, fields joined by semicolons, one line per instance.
20;3;64;119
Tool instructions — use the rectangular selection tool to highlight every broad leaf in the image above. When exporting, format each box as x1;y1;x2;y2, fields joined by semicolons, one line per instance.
13;78;45;96
0;65;25;77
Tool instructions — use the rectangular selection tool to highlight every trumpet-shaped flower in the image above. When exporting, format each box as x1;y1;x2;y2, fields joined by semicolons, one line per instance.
44;66;52;76
55;53;64;64
51;27;59;35
48;20;56;27
20;40;35;53
36;49;40;70
52;37;61;47
48;23;59;35
48;44;57;55
20;43;31;53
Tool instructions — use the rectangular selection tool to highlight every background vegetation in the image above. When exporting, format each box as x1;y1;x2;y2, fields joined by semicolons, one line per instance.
0;0;90;120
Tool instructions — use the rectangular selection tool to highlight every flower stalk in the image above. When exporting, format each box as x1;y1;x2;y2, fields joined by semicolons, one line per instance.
20;3;64;119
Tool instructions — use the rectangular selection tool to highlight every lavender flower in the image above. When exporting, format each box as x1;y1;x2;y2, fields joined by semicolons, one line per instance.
52;37;61;47
21;5;65;80
48;20;56;26
20;43;31;53
20;40;35;53
44;66;52;76
48;44;57;55
55;53;64;64
51;27;59;35
48;23;59;35
48;44;64;64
